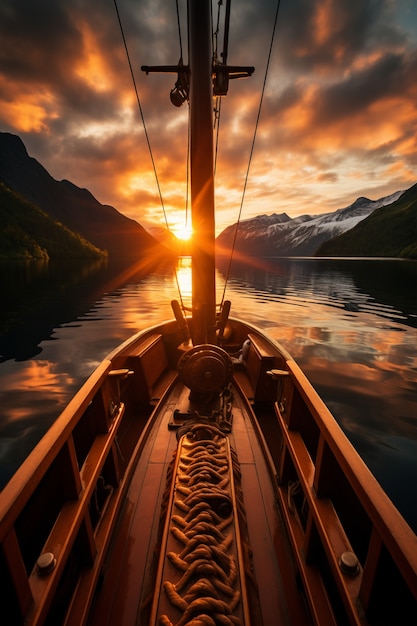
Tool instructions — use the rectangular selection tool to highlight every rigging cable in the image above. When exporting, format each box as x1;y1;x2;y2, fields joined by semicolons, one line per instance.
214;96;222;176
173;0;191;311
176;0;190;233
113;0;186;310
213;1;222;174
113;0;169;232
185;105;191;234
175;0;184;61
220;0;282;307
213;0;222;61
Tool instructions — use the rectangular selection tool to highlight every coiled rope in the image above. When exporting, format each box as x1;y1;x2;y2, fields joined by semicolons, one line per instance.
158;425;243;625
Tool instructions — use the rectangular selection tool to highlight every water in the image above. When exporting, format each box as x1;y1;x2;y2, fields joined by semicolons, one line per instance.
1;256;416;531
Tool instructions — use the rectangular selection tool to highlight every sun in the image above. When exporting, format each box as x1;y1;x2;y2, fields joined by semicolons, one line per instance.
173;224;193;241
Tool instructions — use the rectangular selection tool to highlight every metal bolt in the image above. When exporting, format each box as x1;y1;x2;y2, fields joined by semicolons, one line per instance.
339;551;360;576
37;552;56;576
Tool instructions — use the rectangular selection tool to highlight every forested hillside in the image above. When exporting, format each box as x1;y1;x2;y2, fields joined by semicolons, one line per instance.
0;182;106;260
0;133;163;262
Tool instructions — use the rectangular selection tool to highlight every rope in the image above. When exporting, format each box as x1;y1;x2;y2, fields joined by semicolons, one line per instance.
113;0;187;309
220;0;282;307
159;427;242;625
113;0;169;232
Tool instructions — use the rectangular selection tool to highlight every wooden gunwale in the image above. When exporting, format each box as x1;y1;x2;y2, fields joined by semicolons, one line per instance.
229;318;417;624
65;373;180;625
284;358;417;592
0;359;113;541
275;411;364;625
0;323;179;625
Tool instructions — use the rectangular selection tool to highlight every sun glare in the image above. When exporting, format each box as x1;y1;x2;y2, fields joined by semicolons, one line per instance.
173;225;193;241
176;257;192;300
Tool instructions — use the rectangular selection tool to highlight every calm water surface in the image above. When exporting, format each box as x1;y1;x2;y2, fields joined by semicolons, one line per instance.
1;257;416;530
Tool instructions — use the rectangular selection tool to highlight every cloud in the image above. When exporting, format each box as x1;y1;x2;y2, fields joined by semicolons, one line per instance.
0;0;416;233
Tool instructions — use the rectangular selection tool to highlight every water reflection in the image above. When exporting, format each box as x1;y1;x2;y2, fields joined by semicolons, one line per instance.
175;256;192;302
217;257;417;328
0;256;179;485
218;258;417;528
0;359;73;486
0;257;175;362
0;257;416;529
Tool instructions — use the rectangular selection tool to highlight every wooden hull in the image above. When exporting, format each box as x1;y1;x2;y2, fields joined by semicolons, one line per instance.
1;318;416;625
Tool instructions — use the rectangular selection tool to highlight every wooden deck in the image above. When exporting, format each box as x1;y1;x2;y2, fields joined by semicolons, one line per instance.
87;379;310;626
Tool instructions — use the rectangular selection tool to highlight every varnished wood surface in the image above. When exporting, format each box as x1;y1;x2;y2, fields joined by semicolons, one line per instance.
87;379;309;626
88;386;180;626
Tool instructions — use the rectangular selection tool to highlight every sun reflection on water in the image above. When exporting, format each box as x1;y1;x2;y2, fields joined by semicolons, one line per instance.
176;256;192;303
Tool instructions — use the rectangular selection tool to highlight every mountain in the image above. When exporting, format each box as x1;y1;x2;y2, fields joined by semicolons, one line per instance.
316;183;417;258
0;133;165;262
216;190;405;257
0;182;106;260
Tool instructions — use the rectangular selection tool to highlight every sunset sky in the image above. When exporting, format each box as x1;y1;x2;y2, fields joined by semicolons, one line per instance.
0;0;416;236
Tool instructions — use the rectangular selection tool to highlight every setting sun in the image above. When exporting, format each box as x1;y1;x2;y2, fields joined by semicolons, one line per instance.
173;225;193;241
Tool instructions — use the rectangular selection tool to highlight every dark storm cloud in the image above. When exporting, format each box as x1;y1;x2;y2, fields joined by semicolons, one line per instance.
274;0;402;71
0;1;81;81
313;50;413;124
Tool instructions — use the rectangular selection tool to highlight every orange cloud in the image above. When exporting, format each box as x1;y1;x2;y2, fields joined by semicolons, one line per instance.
73;23;113;92
0;82;58;133
0;0;415;236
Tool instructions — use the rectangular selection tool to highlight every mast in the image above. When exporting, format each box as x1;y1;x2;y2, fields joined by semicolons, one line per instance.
142;1;253;346
188;0;216;345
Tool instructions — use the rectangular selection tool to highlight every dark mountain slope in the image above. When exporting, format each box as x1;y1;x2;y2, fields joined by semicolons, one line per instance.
0;182;106;260
316;183;417;258
0;133;163;261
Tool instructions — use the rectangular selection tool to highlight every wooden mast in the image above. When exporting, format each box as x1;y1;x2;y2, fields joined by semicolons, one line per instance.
188;0;217;345
141;1;253;346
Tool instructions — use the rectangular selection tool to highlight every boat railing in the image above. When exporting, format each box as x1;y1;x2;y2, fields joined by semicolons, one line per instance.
0;327;182;626
275;358;417;626
0;359;132;625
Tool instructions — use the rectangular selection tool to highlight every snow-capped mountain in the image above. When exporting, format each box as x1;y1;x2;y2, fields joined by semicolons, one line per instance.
216;191;405;257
